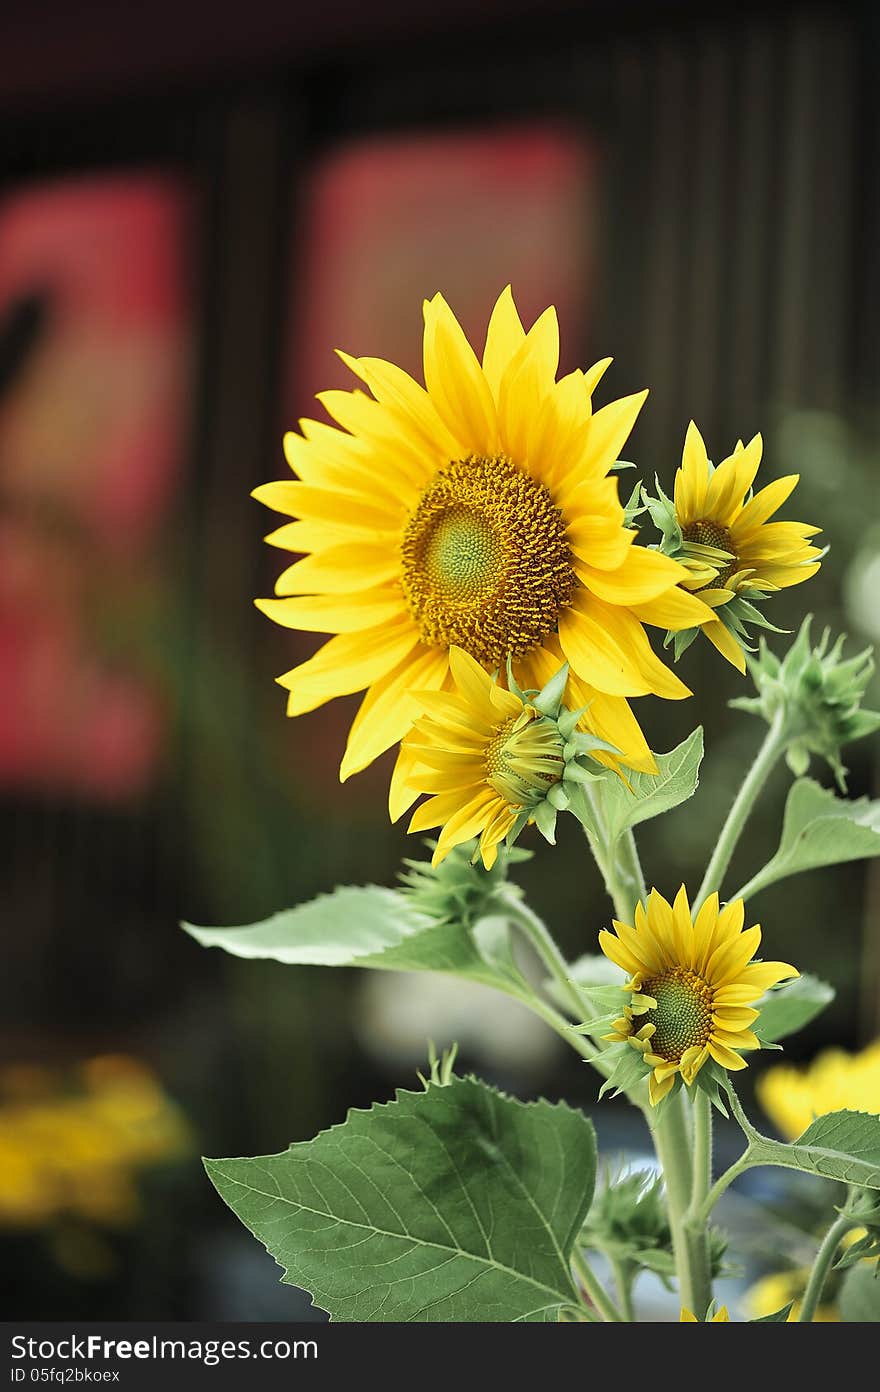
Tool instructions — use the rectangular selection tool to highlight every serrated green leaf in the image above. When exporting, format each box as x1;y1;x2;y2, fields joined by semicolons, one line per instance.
592;729;704;852
748;1110;880;1190
839;1261;880;1321
205;1077;596;1322
739;779;880;899
183;885;523;991
755;974;835;1043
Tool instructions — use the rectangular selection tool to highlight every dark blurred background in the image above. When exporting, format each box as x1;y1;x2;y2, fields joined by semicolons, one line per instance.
1;0;878;1320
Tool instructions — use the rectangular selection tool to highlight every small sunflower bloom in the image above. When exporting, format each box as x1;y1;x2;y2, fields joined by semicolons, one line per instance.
598;886;798;1106
253;288;714;789
394;647;611;869
645;422;823;672
680;1306;730;1322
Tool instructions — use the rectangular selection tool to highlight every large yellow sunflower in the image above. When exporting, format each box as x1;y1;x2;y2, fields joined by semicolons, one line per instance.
657;421;822;671
253;288;714;791
395;645;602;869
599;886;798;1106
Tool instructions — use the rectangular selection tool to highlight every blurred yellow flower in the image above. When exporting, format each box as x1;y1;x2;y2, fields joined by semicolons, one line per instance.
0;1055;189;1230
599;886;797;1106
680;1306;730;1321
756;1038;880;1140
744;1269;836;1323
253;287;715;790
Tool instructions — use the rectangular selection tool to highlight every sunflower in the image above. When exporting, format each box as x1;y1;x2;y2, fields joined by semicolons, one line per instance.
646;421;823;672
757;1039;880;1141
598;886;798;1106
395;645;608;869
253;288;715;793
680;1307;730;1322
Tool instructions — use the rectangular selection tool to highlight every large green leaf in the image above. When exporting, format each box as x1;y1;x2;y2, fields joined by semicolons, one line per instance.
839;1262;880;1322
183;885;523;992
755;974;835;1043
593;728;704;851
739;779;880;899
749;1110;880;1190
205;1077;597;1322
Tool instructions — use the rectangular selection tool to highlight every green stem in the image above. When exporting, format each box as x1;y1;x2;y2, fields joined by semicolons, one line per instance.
506;897;590;1023
797;1206;857;1323
609;1253;636;1321
571;1247;624;1322
681;1090;714;1315
695;710;787;909
649;1095;711;1315
691;1088;758;1225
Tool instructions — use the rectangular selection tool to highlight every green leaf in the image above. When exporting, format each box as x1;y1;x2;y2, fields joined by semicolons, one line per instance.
839;1262;880;1321
750;1302;794;1322
183;885;524;992
593;729;704;852
205;1077;597;1322
755;974;835;1043
740;779;880;899
748;1110;880;1191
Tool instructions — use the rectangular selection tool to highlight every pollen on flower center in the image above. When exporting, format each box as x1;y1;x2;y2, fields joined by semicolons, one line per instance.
400;455;576;667
640;967;714;1063
483;708;565;809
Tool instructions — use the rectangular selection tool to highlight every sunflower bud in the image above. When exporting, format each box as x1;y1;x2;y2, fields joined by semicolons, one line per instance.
394;647;618;869
731;617;880;787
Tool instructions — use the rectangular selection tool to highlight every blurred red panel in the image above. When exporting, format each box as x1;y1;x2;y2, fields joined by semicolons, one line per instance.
290;123;599;416
282;123;599;799
0;175;193;800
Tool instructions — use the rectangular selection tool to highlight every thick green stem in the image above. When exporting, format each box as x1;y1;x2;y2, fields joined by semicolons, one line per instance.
695;711;787;909
649;1095;712;1315
572;1247;624;1322
798;1207;856;1323
681;1090;715;1315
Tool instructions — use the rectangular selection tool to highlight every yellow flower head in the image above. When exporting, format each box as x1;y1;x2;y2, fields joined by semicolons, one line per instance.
680;1306;730;1322
757;1038;880;1141
395;646;607;869
664;421;822;671
253;288;714;791
599;886;798;1106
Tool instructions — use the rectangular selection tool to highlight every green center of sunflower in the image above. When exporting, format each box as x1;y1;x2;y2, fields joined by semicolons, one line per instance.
639;967;713;1063
681;519;737;590
400;455;576;667
484;709;565;809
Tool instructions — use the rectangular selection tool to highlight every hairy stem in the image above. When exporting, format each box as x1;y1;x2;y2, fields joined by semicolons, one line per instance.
695;710;787;909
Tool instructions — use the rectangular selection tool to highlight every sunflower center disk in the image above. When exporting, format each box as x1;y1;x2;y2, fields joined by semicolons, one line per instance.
484;710;565;809
681;518;737;590
400;455;576;667
640;967;713;1063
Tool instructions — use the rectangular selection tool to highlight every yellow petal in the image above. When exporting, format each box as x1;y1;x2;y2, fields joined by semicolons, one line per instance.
481;285;526;399
276;616;421;716
340;645;450;781
256;590;406;634
423;293;497;454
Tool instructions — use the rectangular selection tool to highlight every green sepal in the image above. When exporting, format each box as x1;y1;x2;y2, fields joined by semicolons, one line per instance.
597;1043;651;1100
691;1059;731;1118
750;1302;795;1322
